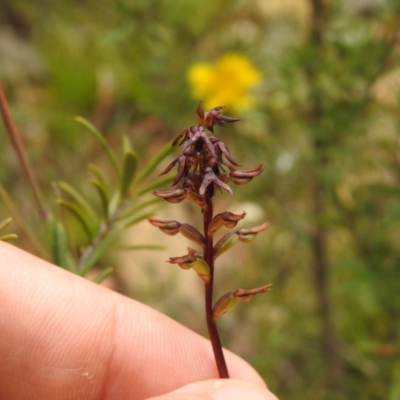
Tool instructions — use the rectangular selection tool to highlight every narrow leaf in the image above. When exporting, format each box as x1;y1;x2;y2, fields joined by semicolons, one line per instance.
107;191;121;216
88;164;109;194
132;142;175;187
114;244;165;251
91;179;109;218
75;117;121;176
93;267;114;284
79;227;121;276
0;217;12;232
47;215;77;272
134;175;174;198
120;150;138;197
122;207;163;227
57;181;98;226
117;198;161;220
56;199;97;238
0;233;18;241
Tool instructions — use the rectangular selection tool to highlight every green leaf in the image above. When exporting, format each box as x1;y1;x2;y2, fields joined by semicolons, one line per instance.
47;215;77;272
0;217;12;232
79;227;122;276
117;198;161;220
56;199;97;238
108;191;121;216
132;142;175;187
120;150;138;197
121;207;163;228
91;179;109;218
93;267;114;284
0;233;18;242
75;117;121;177
88;164;109;193
114;244;165;251
122;134;132;153
134;175;174;198
57;181;99;226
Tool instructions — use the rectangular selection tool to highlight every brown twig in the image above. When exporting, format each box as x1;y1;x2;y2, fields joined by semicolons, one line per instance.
0;83;47;220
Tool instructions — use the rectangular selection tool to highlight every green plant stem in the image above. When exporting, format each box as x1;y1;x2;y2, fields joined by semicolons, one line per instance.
0;84;47;220
203;196;229;378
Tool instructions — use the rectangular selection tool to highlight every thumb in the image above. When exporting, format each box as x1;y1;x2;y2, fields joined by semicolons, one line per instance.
148;379;279;400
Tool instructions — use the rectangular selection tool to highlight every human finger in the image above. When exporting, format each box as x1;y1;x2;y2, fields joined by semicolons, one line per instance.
0;243;266;400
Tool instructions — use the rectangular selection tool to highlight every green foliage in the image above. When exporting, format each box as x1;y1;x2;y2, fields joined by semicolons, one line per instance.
50;118;172;278
0;217;17;241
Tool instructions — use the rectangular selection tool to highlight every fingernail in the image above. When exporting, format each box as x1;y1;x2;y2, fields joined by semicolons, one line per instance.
210;382;275;400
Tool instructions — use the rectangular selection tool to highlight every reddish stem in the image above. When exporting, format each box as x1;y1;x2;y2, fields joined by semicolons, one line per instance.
203;195;229;378
0;84;47;220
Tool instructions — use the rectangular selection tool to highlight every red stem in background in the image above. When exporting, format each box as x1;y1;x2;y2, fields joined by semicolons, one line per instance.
0;84;47;220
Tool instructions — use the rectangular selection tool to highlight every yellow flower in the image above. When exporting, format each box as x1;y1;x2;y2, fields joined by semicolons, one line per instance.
187;53;262;111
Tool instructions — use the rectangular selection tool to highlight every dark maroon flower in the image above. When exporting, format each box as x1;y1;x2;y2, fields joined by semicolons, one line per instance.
199;167;233;196
195;102;240;132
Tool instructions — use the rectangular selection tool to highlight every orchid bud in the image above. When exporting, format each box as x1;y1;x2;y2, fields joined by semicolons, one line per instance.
147;218;181;235
168;254;196;269
213;232;239;259
179;223;205;247
237;221;270;242
153;186;187;203
191;258;211;282
208;211;246;234
212;292;236;320
229;165;264;185
233;284;272;302
186;190;206;207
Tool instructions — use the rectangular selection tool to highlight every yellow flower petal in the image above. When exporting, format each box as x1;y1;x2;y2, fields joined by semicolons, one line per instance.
187;53;262;111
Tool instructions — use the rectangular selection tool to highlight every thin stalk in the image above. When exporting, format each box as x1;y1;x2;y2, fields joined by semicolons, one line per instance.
203;195;229;378
0;84;47;220
0;183;48;258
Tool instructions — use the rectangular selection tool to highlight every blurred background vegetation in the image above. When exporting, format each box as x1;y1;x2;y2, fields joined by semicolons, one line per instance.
1;0;400;399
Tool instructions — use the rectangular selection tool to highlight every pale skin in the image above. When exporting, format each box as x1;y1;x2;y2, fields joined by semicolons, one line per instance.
0;242;278;400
